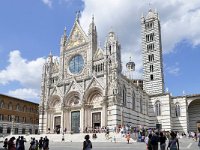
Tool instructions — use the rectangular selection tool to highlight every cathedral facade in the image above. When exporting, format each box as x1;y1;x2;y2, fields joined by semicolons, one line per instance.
39;9;200;134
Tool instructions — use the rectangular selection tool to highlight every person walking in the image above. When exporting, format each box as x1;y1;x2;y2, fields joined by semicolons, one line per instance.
3;138;8;149
83;135;92;150
160;132;167;150
167;131;179;150
126;132;131;144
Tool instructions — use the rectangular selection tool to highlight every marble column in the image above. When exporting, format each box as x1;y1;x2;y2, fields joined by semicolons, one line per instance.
102;102;108;127
80;106;85;132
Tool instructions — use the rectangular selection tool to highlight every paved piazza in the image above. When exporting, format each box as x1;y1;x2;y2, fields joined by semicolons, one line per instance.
0;137;199;150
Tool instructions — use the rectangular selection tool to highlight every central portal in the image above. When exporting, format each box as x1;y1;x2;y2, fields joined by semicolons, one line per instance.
71;111;80;133
92;112;101;128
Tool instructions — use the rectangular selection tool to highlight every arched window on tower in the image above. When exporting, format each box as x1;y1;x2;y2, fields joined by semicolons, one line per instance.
175;103;181;117
122;86;126;107
140;96;143;113
109;45;112;55
150;74;154;80
132;91;135;110
155;101;161;116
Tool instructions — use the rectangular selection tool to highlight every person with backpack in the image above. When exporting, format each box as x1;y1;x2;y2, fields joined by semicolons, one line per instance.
167;131;179;150
83;134;92;150
160;132;167;150
151;132;159;150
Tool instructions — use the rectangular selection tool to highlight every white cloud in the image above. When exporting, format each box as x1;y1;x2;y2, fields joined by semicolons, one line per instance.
0;50;45;89
79;0;200;79
42;0;52;8
7;88;40;103
166;63;180;76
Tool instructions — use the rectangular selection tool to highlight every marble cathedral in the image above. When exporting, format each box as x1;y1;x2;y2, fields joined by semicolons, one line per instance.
39;9;200;134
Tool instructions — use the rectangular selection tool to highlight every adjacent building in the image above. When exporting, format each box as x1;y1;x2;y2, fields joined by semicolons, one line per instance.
39;9;200;134
0;94;39;135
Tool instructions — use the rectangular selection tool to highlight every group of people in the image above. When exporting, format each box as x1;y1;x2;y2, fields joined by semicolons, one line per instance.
2;136;49;150
144;131;179;150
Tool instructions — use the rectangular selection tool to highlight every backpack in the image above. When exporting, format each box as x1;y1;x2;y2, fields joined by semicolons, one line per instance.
151;135;158;145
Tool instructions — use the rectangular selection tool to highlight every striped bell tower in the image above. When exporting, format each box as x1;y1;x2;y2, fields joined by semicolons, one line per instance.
141;9;164;95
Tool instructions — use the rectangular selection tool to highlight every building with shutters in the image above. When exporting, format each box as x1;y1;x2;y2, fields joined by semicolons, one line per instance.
0;94;39;135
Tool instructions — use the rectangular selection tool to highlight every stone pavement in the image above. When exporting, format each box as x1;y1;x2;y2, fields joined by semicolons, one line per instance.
0;136;199;150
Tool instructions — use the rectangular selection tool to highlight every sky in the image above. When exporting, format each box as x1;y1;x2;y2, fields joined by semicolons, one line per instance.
0;0;200;103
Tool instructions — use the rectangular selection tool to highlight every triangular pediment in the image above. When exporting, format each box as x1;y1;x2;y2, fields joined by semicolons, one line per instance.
85;76;104;92
66;21;88;49
94;48;104;60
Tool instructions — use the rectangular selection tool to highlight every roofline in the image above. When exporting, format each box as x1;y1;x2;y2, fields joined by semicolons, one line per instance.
0;93;39;105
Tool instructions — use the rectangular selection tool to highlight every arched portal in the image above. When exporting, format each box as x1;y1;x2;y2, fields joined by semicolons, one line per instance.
188;99;200;132
48;95;61;133
84;87;103;129
64;91;81;133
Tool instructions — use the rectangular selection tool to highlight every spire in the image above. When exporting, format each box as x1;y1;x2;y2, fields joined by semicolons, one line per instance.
60;27;67;47
75;11;80;23
64;26;66;36
88;14;96;34
47;50;53;64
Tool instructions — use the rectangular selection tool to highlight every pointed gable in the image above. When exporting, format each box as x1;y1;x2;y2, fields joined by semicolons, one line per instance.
94;47;104;60
66;20;88;49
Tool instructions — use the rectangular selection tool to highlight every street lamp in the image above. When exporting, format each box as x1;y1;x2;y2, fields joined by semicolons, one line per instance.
11;115;15;135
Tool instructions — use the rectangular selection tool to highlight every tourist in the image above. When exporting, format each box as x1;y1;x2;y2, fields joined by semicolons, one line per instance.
29;137;36;150
167;131;179;150
83;135;92;150
43;136;49;150
160;132;167;150
126;132;130;144
18;136;26;150
151;132;159;150
16;136;21;150
147;134;153;150
3;138;8;149
8;137;16;150
198;132;200;147
38;137;43;150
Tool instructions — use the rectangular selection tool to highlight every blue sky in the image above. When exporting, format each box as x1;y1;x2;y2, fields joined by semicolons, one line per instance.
0;0;200;103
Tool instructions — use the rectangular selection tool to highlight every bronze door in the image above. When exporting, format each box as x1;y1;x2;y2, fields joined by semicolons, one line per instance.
71;111;80;133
